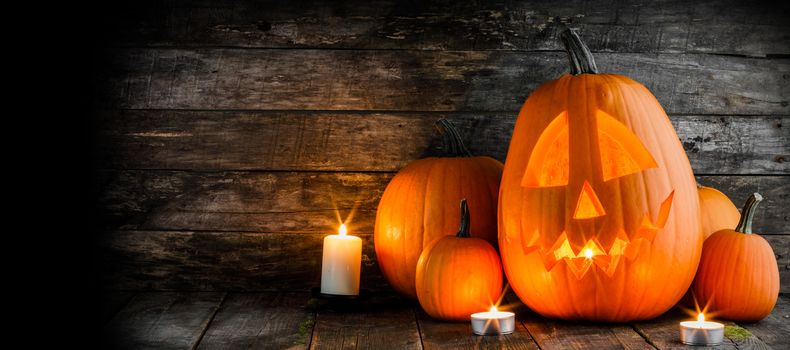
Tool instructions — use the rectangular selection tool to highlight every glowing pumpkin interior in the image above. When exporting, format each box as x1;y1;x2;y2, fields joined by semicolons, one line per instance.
519;110;674;279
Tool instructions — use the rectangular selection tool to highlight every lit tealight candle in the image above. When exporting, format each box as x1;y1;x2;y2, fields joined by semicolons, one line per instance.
679;313;724;346
320;224;361;296
471;306;515;336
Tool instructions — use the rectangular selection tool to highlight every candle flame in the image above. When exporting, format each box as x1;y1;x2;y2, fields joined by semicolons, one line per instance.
697;313;705;322
338;224;347;236
489;305;498;313
584;248;594;259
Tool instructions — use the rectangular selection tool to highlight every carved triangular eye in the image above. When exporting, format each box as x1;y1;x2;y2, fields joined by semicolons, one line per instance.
596;110;658;181
522;111;569;188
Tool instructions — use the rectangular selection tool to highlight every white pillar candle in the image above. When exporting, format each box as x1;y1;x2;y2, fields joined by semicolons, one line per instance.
679;313;724;346
320;224;361;296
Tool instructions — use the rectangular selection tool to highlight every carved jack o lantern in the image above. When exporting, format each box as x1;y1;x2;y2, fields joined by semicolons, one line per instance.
498;30;702;322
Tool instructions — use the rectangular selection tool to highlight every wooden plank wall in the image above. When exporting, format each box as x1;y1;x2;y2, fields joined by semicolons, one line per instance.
93;0;790;292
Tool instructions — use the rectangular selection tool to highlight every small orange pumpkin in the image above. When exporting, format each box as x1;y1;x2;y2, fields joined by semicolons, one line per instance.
375;119;503;299
698;185;741;240
692;193;779;321
416;199;503;321
678;184;744;307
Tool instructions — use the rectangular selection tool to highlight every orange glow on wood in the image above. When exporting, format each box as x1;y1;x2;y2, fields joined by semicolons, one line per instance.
522;111;569;187
573;181;606;219
596;110;657;181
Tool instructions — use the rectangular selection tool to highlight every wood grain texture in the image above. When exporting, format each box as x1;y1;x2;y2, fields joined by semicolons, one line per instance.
95;110;789;174
103;292;225;349
415;308;539;350
99;230;386;291
676;116;788;175
197;292;313;349
738;296;790;350
695;176;789;234
521;321;651;349
96;171;788;235
99;292;790;350
505;293;655;350
634;309;739;350
519;310;651;349
95;170;387;233
762;236;789;295
724;327;771;350
95;48;790;115
93;0;790;297
100;0;790;56
310;293;422;350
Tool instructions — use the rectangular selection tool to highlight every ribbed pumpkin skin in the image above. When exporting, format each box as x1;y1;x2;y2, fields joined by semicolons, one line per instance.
698;186;741;240
375;157;503;299
498;74;702;321
693;230;779;321
416;236;503;321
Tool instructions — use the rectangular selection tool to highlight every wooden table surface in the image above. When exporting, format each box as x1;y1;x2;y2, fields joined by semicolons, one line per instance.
100;292;789;349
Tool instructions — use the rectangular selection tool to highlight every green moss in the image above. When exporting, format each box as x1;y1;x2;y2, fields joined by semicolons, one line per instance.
724;325;753;342
294;318;315;345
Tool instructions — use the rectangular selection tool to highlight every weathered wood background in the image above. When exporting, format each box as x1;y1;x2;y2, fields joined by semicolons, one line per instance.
94;0;789;293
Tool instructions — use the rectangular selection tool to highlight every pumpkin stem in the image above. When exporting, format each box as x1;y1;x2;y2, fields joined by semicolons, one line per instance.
456;198;471;238
435;118;472;157
735;192;763;234
560;29;598;75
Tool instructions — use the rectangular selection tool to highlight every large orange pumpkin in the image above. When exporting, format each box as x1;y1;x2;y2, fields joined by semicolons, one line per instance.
498;29;702;321
692;193;779;321
416;199;503;321
375;119;503;299
698;185;741;240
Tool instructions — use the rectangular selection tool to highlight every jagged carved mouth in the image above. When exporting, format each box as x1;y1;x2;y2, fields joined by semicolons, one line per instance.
519;191;674;279
518;109;674;279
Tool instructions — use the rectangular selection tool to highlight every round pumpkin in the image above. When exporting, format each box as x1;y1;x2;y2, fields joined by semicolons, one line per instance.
698;184;741;240
375;119;503;299
692;193;779;322
416;199;503;321
498;29;702;321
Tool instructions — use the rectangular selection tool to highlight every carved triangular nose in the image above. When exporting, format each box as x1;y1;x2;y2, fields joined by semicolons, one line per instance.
573;181;606;219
